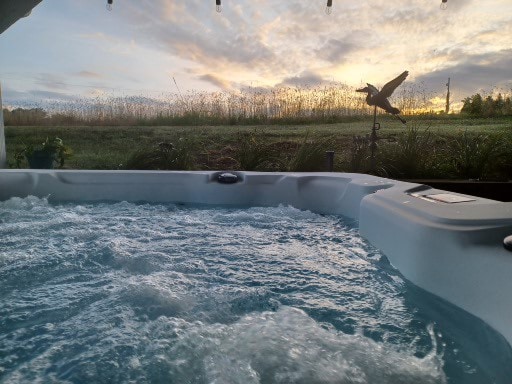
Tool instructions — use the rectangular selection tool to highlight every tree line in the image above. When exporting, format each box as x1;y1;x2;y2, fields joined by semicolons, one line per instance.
2;108;85;126
460;93;512;117
2;108;48;125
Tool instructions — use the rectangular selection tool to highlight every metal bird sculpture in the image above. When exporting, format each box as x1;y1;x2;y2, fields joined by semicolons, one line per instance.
356;71;409;124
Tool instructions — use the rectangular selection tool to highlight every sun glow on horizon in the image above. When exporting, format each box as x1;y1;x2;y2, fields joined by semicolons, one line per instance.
1;0;511;111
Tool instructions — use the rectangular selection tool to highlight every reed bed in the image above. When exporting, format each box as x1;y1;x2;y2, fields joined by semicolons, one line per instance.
4;83;437;126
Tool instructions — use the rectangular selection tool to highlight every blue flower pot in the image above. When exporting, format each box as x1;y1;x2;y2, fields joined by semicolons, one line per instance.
26;150;56;169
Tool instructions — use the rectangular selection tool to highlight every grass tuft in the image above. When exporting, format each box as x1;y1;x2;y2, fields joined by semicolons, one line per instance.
448;131;510;180
379;124;442;179
287;132;333;172
124;139;195;170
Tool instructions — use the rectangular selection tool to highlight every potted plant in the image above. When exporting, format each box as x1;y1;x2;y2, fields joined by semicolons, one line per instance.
15;137;72;169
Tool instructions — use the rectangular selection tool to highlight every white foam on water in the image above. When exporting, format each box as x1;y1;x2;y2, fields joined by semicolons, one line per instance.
0;196;508;383
139;306;446;384
1;305;446;383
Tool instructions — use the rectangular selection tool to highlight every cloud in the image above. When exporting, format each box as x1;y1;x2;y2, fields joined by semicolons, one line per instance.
2;87;31;103
75;70;102;79
2;87;77;107
6;0;512;101
277;70;331;88
314;37;363;64
34;73;68;91
29;90;77;101
416;49;512;97
198;74;233;90
117;0;474;90
120;1;341;88
78;32;112;42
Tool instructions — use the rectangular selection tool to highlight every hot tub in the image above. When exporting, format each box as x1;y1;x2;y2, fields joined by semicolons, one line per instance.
1;169;512;381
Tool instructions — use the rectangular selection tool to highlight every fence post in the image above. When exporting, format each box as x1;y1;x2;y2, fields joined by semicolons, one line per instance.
325;151;334;172
0;82;6;168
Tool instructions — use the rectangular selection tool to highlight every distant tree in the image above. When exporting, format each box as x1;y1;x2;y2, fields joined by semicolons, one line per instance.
459;93;512;117
504;97;512;116
4;107;47;125
2;108;10;123
494;93;505;115
470;94;483;116
460;97;472;114
482;95;495;117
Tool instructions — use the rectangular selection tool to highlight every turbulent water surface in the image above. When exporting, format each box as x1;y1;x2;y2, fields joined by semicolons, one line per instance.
1;197;511;383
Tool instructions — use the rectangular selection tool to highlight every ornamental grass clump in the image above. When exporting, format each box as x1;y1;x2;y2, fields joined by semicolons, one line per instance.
287;132;333;172
235;130;281;171
448;131;510;180
379;124;443;179
125;139;195;170
349;135;371;173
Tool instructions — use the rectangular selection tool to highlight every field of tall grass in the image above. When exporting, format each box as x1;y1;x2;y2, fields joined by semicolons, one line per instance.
4;82;438;126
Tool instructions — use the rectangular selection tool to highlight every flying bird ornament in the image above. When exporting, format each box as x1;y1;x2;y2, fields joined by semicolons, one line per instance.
356;71;409;124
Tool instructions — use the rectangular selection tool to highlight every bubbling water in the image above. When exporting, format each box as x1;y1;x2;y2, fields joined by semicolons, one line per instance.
0;197;510;383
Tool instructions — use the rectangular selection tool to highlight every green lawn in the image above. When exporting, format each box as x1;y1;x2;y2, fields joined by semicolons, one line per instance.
4;116;512;179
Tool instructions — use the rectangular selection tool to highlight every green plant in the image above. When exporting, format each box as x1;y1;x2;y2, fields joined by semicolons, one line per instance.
124;139;195;170
287;132;332;172
15;137;72;168
235;130;281;171
448;131;509;180
379;124;442;179
349;135;371;172
6;117;512;172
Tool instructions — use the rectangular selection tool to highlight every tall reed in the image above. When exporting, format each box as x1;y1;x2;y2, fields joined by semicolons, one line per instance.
4;83;434;126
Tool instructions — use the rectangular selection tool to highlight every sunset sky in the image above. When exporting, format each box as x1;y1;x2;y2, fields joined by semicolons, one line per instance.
1;0;512;111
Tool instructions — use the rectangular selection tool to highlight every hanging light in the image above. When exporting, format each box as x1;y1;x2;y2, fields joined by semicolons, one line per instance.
440;0;448;10
106;0;113;11
326;0;333;15
216;0;222;13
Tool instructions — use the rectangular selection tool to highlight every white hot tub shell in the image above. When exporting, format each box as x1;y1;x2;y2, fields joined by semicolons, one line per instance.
1;169;512;348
